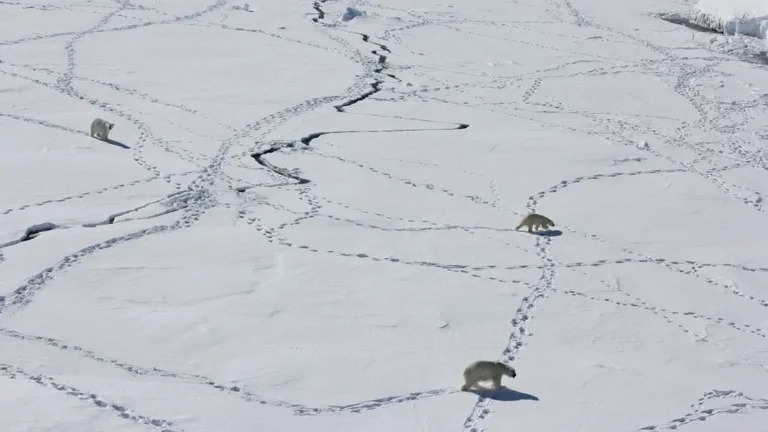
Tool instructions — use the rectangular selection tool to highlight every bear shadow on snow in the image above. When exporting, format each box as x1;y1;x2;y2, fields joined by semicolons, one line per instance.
104;138;130;149
468;386;539;402
531;229;562;237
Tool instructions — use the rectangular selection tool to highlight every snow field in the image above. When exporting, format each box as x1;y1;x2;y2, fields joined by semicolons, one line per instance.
1;0;767;431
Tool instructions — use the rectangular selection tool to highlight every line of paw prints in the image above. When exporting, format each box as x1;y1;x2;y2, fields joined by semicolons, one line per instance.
615;254;764;337
611;117;764;213
380;18;432;45
212;23;340;53
294;387;457;416
0;327;305;411
311;151;496;207
464;236;557;432
1;0;466;423
213;9;460;189
371;155;489;181
0;198;209;316
1;1;233;187
591;103;764;213
693;268;768;309
0;107;200;173
318;30;378;69
306;5;384;74
0;111;88;136
557;288;767;341
463;283;547;432
56;3;213;170
676;148;764;213
202;75;356;189
0;363;178;431
387;81;477;104
311;212;516;236
244;197;308;218
665;122;758;175
472;17;728;432
692;389;768;412
638;389;768;431
545;257;764;274
488;180;503;209
443;24;613;63
237;207;529;286
100;0;227;37
56;5;128;94
595;20;679;61
673;66;713;124
0;67;175;186
310;216;565;273
463;399;493;432
227;94;346;163
561;225;768;309
601;274;700;337
0;326;459;417
0;172;199;216
207;91;335;171
497;236;556;371
187;108;310;192
0;225;166;315
284;206;768;282
268;209;544;278
525;167;687;211
521;77;542;103
272;185;323;231
313;193;548;258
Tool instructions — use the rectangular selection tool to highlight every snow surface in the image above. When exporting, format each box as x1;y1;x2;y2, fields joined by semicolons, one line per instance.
1;0;768;431
691;0;768;39
341;7;367;22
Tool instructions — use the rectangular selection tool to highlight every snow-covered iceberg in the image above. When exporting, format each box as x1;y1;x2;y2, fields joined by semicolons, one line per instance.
690;0;768;39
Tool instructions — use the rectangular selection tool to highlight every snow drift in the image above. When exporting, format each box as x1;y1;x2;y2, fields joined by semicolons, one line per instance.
341;6;367;22
690;0;768;39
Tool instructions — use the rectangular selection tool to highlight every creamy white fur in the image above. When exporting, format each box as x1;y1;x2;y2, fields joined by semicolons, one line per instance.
90;118;114;141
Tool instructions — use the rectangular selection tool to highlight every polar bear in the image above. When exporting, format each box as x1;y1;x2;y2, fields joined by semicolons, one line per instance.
515;213;555;233
90;117;114;141
461;360;516;391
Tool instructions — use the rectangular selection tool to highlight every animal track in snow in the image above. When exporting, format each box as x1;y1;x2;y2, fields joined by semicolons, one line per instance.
638;390;768;431
244;13;470;185
2;1;766;430
0;326;458;417
0;363;179;431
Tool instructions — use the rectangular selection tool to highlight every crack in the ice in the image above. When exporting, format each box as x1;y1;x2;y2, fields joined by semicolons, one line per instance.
3;2;767;431
311;0;327;23
245;9;469;185
0;192;212;317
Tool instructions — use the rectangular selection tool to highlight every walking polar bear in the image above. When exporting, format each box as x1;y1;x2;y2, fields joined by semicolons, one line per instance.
90;117;114;141
515;213;555;233
461;360;517;391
